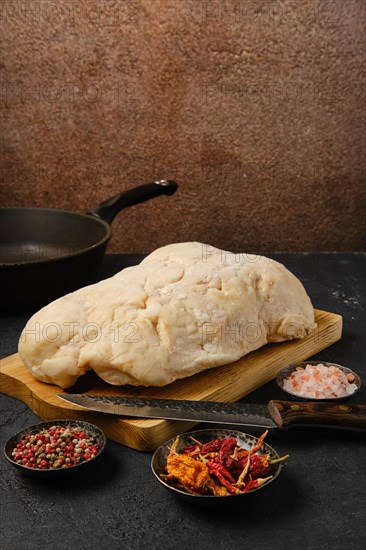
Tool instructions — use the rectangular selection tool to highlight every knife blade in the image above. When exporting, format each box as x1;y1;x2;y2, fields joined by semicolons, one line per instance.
57;394;366;431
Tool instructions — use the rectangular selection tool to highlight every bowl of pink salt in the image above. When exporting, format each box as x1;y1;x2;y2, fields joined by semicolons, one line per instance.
276;361;361;401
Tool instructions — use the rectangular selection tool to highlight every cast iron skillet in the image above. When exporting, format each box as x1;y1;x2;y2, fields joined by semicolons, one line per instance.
0;180;178;313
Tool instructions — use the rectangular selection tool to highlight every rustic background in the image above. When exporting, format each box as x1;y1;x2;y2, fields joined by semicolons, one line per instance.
1;0;365;253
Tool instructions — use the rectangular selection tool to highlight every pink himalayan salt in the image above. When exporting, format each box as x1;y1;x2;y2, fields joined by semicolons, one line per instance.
283;363;358;399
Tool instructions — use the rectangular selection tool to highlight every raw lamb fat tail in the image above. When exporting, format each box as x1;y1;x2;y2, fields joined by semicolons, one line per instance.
18;242;316;389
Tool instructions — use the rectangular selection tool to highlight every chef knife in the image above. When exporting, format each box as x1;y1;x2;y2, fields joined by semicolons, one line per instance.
57;394;366;431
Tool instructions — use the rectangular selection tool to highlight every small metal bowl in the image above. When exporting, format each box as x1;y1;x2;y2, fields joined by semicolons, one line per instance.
4;419;106;478
151;429;285;504
276;361;361;402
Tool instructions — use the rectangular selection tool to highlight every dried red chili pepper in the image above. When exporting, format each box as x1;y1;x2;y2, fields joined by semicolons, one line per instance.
207;460;236;484
182;438;226;456
248;453;289;478
181;445;199;455
200;438;226;454
234;430;269;461
248;430;268;455
218;436;237;463
235;455;250;470
235;448;250;460
207;463;238;494
223;456;236;471
237;455;250;485
243;475;273;493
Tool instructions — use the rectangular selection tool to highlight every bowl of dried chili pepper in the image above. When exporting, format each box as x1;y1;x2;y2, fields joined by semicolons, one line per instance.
4;419;106;478
151;429;288;503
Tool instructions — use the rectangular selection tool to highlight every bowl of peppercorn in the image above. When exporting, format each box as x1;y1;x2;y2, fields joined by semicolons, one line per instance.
4;419;106;478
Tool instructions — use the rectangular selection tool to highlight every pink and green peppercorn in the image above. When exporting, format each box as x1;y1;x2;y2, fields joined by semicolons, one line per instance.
11;425;100;469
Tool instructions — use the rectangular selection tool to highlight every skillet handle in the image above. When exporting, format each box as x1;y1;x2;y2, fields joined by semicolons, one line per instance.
87;180;178;224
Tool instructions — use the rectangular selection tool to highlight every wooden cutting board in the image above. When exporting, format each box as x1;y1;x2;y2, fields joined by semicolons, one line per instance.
0;309;342;451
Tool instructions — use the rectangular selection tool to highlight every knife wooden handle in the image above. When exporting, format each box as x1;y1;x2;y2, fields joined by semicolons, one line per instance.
268;400;366;431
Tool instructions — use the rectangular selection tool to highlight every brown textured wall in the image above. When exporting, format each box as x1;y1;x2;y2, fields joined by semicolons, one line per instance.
1;0;365;253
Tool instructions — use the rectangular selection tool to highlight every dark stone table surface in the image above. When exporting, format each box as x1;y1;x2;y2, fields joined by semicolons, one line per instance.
1;253;365;550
